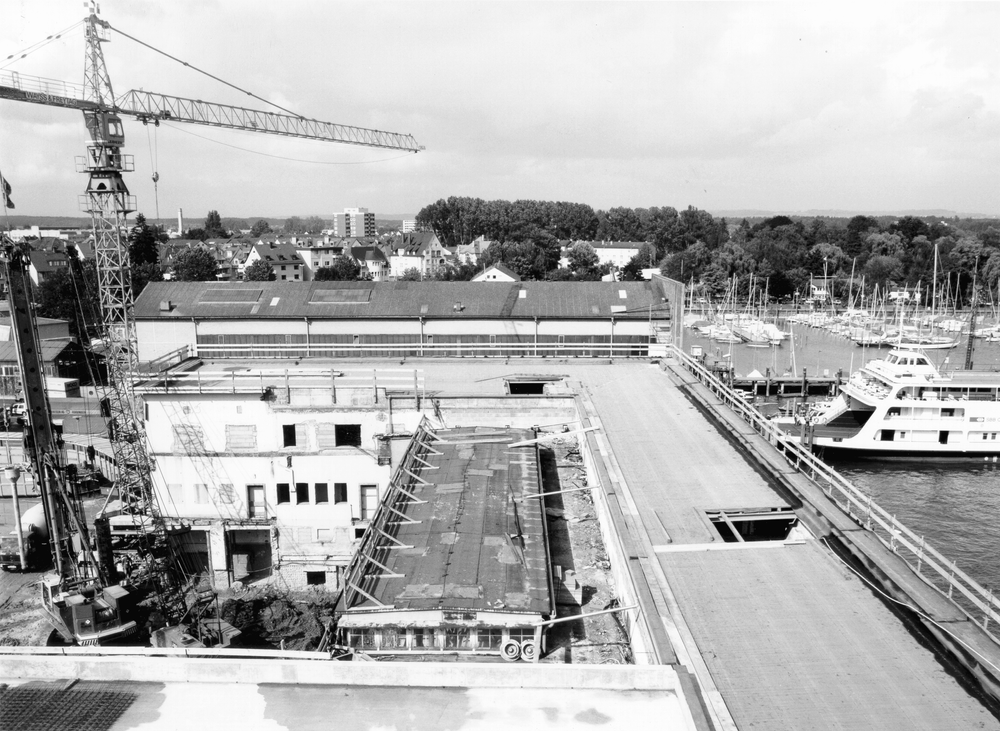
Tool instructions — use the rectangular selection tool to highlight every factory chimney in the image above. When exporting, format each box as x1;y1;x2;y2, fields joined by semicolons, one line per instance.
178;208;183;236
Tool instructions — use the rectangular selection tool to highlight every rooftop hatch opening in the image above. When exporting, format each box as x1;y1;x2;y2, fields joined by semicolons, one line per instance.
505;376;564;395
706;508;800;543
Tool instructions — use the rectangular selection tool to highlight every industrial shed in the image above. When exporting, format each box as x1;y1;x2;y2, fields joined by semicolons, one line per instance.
132;278;679;362
334;424;554;660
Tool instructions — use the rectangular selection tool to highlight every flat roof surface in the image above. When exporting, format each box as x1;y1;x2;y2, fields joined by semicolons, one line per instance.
342;426;551;616
659;542;1000;730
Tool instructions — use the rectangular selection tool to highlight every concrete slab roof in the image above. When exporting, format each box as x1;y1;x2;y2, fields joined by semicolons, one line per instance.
337;425;552;617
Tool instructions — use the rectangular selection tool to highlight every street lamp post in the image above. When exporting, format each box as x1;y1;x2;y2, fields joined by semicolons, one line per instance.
4;465;26;571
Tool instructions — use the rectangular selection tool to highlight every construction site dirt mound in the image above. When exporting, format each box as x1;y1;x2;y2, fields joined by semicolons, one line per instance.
220;587;336;651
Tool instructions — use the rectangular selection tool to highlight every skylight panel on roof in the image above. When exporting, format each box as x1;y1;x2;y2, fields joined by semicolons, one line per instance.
199;288;262;304
518;290;526;299
610;305;627;313
618;290;627;299
270;297;280;307
309;288;372;304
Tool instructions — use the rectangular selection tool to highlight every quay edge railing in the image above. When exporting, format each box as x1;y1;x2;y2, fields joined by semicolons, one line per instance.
666;344;1000;642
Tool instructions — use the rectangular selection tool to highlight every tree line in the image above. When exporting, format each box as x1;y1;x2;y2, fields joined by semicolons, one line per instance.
417;197;1000;301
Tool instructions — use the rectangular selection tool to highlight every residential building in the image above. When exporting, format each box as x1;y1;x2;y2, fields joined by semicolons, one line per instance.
244;242;305;281
350;245;388;281
26;249;74;286
455;235;491;266
296;245;347;281
388;231;451;278
134;366;425;590
333;208;376;238
401;220;417;233
471;263;519;282
335;423;554;657
133;278;681;362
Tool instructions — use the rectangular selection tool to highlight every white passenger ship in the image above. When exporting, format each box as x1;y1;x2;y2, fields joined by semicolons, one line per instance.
786;349;1000;458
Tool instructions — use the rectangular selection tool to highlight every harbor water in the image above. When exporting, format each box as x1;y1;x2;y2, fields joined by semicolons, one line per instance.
683;321;1000;594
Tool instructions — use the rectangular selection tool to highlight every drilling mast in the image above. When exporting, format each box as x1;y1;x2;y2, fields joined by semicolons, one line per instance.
0;2;423;632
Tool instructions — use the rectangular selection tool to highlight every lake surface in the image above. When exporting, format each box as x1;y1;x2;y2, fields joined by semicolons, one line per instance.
683;322;1000;593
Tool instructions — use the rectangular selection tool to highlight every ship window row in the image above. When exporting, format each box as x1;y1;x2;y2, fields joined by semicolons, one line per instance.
885;406;965;420
878;430;1000;443
896;387;1000;402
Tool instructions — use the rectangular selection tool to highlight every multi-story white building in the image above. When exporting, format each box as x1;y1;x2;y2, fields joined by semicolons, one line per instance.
296;245;347;280
401;220;417;233
136;366;425;590
387;231;451;278
333;208;376;238
244;242;305;281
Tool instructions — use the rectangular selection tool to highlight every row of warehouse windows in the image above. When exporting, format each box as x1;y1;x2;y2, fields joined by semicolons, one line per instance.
171;423;363;452
344;627;536;652
167;482;364;511
276;482;348;505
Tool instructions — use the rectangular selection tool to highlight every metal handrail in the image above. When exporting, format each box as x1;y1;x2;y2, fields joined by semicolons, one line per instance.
667;344;1000;636
191;341;652;359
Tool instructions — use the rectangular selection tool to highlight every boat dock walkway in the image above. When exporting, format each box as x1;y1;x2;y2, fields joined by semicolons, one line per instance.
395;359;1000;729
577;359;1000;730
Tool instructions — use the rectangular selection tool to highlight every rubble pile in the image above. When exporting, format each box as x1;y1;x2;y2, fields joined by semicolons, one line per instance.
219;587;335;651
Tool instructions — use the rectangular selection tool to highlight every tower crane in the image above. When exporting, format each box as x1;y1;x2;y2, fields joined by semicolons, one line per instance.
0;2;422;641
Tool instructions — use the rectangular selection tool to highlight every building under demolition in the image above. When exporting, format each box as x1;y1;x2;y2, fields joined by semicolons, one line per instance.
335;424;554;661
131;365;426;590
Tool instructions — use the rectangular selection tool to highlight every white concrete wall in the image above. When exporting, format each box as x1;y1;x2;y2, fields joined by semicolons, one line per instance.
137;320;197;361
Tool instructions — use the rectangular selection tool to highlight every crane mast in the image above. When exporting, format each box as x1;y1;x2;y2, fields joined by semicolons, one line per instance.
0;2;423;639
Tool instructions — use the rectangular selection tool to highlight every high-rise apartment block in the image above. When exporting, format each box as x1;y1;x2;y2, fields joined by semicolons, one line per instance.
333;207;376;238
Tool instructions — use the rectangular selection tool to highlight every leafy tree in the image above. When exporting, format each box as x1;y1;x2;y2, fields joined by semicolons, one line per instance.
567;242;600;276
244;259;275;281
173;248;218;281
399;268;422;281
433;261;480;281
863;255;903;288
204;210;227;238
184;227;207;241
131;261;163;297
303;216;326;233
250;220;273;237
127;213;163;266
283;216;303;234
314;255;361;281
37;259;101;340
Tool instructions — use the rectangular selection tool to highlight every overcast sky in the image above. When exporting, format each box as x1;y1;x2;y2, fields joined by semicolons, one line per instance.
2;1;999;222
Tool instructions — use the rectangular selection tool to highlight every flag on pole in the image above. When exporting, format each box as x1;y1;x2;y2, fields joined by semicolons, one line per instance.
0;174;13;209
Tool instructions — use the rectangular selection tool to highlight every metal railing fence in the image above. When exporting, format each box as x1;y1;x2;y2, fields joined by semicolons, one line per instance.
668;344;1000;639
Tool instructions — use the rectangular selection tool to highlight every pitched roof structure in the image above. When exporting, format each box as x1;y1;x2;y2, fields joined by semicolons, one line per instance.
135;279;674;321
336;425;551;616
252;242;304;266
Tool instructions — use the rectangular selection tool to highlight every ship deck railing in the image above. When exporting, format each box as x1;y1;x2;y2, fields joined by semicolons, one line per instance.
670;344;1000;640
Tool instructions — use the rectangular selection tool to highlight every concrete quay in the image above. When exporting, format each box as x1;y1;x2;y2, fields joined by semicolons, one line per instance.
1;357;999;730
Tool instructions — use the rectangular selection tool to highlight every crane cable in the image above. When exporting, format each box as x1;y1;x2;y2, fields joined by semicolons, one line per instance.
146;123;160;221
0;20;84;71
106;21;307;120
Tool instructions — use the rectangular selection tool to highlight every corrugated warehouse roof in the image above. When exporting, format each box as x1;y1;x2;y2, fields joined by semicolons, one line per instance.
134;280;671;320
0;339;74;363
